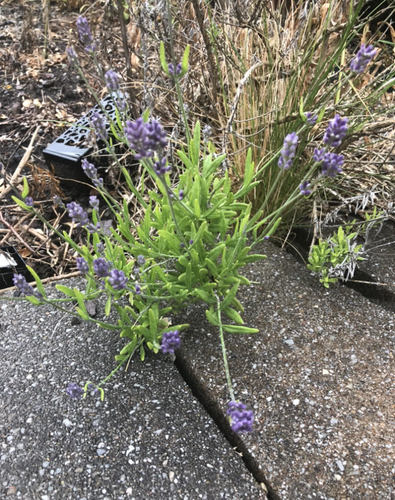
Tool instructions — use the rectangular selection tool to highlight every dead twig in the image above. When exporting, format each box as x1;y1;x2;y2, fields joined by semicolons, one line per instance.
0;126;41;201
0;212;35;253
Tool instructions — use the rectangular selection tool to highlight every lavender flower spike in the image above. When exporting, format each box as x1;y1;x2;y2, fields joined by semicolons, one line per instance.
278;132;299;169
13;274;34;296
76;16;96;52
321;152;344;177
161;330;181;354
93;258;111;278
81;159;98;180
67;201;89;227
305;112;318;126
76;257;89;275
323;114;348;148
108;269;127;290
124;118;168;160
299;181;312;196
105;69;120;92
91;112;108;142
66;382;84;400
227;401;254;433
350;44;377;73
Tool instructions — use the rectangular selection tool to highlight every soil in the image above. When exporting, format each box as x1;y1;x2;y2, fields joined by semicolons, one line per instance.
0;0;131;280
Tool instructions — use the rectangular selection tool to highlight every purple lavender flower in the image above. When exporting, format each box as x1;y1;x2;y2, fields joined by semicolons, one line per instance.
105;69;120;92
24;196;33;207
227;401;254;433
278;132;299;169
96;242;105;254
108;269;127;290
305;112;318;126
313;147;326;163
91;112;108;141
66;46;78;63
178;189;184;201
66;382;84;400
146;120;168;151
92;177;104;188
67;201;89;227
53;195;65;209
135;283;141;295
323;114;348;148
154;157;171;176
76;16;96;52
168;62;182;76
76;256;89;275
350;44;377;73
161;330;181;354
89;195;100;211
93;258;111;277
13;274;34;296
124;118;167;160
299;181;312;196
137;255;145;266
321;152;344;177
81;159;98;180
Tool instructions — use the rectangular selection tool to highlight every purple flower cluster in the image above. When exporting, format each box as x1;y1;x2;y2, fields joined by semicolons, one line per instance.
24;196;34;207
81;159;103;188
108;269;127;290
299;181;311;196
76;16;96;52
66;382;84;400
305;112;318;126
278;132;299;169
13;274;35;296
350;44;377;73
67;201;89;227
66;46;78;63
161;330;181;354
93;258;111;277
323;114;348;148
105;70;120;92
76;256;89;275
168;62;182;76
321;152;344;177
124;118;168;160
89;195;100;211
227;401;254;433
154;157;171;176
91;112;108;142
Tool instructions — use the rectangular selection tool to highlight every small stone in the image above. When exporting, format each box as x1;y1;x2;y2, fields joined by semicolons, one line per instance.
322;369;330;375
169;471;175;482
292;399;300;406
62;418;73;428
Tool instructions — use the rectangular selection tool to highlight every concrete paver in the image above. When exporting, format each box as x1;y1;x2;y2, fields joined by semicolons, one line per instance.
178;241;394;499
0;281;265;500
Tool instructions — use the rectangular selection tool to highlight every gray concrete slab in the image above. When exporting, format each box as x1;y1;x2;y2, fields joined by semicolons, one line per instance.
0;279;265;500
178;241;394;499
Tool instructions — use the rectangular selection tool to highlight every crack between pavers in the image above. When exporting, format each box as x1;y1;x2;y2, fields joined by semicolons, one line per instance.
174;351;280;500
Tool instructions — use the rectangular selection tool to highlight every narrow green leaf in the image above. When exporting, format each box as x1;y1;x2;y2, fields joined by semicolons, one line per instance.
159;41;168;75
26;265;46;297
22;176;29;198
56;284;76;298
223;325;259;334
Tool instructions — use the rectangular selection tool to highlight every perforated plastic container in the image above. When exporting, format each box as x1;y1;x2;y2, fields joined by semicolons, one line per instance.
43;93;122;181
0;246;29;289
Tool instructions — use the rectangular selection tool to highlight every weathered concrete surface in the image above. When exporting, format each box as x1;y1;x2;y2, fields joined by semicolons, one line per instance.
178;241;394;499
0;281;265;500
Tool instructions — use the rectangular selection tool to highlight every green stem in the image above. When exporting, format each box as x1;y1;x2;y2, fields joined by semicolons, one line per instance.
215;293;235;402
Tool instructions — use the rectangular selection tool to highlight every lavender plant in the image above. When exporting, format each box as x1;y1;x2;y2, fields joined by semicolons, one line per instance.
6;10;388;435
